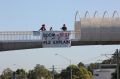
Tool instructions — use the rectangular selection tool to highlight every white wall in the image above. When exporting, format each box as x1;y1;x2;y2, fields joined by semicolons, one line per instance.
75;18;120;41
93;69;116;79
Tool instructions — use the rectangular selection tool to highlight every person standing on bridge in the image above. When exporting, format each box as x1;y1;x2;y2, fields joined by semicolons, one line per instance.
61;24;67;31
50;27;53;31
39;24;46;31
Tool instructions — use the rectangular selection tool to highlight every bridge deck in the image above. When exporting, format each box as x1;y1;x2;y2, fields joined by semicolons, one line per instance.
0;40;120;51
0;31;120;51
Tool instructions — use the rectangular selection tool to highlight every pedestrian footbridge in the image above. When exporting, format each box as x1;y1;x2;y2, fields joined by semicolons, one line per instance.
1;11;120;51
0;30;119;51
0;31;82;51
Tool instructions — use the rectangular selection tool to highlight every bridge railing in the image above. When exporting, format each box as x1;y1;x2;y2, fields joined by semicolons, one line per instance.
0;31;76;42
0;31;42;42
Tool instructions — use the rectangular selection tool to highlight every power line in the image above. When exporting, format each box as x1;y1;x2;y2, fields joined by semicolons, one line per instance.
102;49;120;79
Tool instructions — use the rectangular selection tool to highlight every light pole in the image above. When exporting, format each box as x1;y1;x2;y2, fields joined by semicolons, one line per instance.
55;53;72;79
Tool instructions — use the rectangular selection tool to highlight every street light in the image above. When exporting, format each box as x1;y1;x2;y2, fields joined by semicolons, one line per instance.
55;53;72;79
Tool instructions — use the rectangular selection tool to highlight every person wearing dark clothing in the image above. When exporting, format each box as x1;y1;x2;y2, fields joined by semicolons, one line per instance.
50;27;53;31
61;24;67;31
39;24;46;31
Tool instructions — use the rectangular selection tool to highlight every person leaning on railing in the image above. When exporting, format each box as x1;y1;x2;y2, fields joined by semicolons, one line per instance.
39;24;46;31
61;24;67;31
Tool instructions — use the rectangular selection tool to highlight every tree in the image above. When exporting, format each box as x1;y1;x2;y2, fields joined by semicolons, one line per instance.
102;59;111;64
101;49;120;79
15;69;27;79
61;65;80;79
52;70;61;79
102;49;120;64
60;64;92;79
78;62;85;67
27;70;36;79
0;68;13;79
111;65;120;79
87;63;99;74
79;66;92;79
28;64;52;79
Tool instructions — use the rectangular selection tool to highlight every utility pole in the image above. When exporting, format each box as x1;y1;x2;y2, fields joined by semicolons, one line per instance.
52;65;55;79
115;49;119;79
102;49;120;79
55;53;72;79
50;65;60;79
69;60;72;79
12;71;16;79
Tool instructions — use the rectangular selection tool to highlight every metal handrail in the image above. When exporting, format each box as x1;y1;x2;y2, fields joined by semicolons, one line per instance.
0;31;76;41
0;31;41;41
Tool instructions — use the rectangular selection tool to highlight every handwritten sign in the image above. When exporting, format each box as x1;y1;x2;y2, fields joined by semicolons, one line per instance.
42;31;71;47
33;31;41;36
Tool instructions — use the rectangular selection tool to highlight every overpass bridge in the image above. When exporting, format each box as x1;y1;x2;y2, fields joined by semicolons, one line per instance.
1;11;120;51
0;31;83;51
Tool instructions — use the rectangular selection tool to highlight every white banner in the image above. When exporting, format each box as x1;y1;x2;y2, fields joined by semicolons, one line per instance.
33;31;41;36
42;31;71;48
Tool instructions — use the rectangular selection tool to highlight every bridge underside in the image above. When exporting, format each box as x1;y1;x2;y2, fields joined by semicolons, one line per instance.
0;41;120;51
0;41;42;51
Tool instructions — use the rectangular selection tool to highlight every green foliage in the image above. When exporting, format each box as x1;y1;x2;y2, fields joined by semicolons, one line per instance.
100;50;120;79
79;66;92;79
87;63;99;74
0;68;13;79
88;71;93;78
15;69;27;79
0;64;52;79
28;64;52;79
102;50;120;64
102;59;111;64
78;62;85;67
0;63;93;79
54;72;61;79
61;64;92;79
